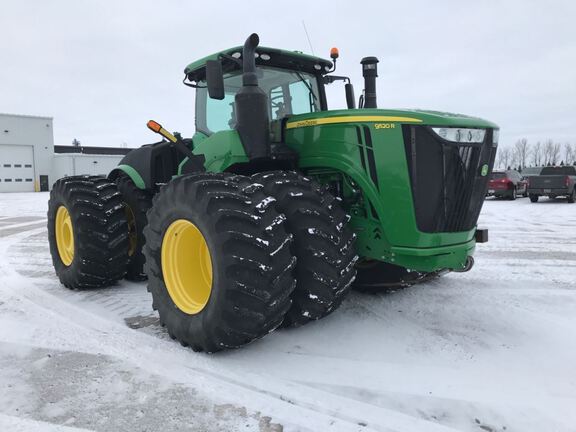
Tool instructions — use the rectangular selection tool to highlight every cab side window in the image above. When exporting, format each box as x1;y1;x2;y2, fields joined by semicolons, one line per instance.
289;80;316;115
195;73;241;135
206;92;236;132
269;79;318;121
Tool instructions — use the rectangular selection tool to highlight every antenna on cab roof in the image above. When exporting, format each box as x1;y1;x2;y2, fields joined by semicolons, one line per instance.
301;21;315;55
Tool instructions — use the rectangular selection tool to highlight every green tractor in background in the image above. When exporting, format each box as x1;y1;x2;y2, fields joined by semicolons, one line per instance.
47;33;496;352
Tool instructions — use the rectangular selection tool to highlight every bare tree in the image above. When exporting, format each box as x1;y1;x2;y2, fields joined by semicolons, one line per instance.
564;142;574;166
543;140;554;165
497;147;511;169
531;141;542;166
510;146;519;169
514;138;529;169
550;142;561;165
496;147;503;169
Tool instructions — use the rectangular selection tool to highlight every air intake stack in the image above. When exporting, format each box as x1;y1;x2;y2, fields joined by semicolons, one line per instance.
360;56;379;109
234;33;270;160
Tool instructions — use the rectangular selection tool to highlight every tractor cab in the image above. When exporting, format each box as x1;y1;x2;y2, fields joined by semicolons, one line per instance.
182;39;360;163
184;46;333;137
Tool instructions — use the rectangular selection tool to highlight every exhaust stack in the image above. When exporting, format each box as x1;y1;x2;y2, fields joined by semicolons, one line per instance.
234;33;270;160
360;56;379;109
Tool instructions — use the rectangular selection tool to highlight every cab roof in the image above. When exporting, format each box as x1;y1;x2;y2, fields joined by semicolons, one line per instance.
184;46;333;82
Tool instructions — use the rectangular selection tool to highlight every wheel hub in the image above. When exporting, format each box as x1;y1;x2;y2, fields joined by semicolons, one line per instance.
125;204;137;257
55;206;74;266
161;219;213;315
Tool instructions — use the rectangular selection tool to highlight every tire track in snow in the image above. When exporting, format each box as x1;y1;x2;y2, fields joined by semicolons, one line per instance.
1;226;462;432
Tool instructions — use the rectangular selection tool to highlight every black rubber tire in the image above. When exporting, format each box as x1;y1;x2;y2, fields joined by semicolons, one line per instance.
47;176;129;289
116;174;153;281
144;173;296;352
568;189;576;204
252;171;358;327
510;187;517;200
353;261;428;291
529;194;539;203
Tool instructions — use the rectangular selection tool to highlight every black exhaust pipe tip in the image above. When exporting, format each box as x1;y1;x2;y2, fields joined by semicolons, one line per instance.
242;33;260;86
247;33;259;48
361;56;379;109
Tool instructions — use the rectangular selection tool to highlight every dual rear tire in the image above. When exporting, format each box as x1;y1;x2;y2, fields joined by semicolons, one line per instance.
48;176;129;289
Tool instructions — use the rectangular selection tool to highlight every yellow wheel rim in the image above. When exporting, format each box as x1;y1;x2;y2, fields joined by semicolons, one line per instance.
161;219;213;315
55;206;74;266
125;204;137;257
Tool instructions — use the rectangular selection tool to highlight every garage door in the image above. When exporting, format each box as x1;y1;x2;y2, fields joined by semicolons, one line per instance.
0;144;35;192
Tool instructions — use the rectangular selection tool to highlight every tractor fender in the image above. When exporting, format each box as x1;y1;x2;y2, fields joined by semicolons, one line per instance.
108;141;185;191
109;164;146;189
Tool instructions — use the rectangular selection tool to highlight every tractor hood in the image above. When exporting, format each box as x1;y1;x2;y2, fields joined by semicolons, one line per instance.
284;107;498;272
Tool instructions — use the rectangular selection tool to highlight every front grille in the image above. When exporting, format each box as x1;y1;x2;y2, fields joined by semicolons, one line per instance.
402;125;496;233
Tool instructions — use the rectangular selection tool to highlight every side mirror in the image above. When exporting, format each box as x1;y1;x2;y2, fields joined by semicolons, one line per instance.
206;60;224;100
345;83;356;109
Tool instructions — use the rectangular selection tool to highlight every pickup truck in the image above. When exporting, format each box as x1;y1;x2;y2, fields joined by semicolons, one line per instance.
526;166;576;203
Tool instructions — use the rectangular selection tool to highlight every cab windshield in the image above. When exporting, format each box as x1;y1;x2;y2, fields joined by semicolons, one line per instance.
196;66;321;135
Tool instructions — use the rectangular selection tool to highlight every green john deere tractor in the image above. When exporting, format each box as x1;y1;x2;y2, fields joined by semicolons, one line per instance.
48;33;496;352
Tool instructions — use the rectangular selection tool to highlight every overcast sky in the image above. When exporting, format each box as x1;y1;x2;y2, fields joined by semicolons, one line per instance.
1;0;574;149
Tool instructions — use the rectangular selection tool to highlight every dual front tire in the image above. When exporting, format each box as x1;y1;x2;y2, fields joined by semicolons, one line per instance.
252;171;357;327
144;172;358;351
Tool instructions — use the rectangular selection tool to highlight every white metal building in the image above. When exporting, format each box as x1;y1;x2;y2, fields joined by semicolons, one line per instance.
52;146;130;179
0;113;130;192
0;113;54;192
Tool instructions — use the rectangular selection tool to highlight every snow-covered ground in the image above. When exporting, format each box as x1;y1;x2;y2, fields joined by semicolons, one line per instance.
0;192;575;432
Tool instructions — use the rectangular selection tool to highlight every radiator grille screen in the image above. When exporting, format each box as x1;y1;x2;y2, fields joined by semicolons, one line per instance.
402;125;496;233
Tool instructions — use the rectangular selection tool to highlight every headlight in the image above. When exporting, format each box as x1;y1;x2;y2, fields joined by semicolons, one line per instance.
431;127;486;144
492;129;499;147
